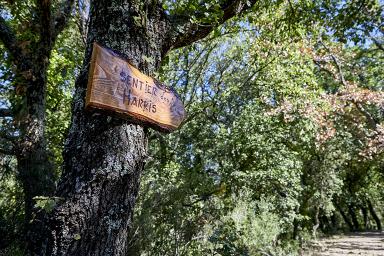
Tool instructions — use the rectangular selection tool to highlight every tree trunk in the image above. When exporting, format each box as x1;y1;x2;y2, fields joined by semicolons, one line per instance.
18;81;55;206
348;204;360;231
361;206;368;230
319;215;329;233
367;199;382;230
292;219;299;240
15;53;56;247
312;206;320;239
330;213;338;232
37;1;171;255
337;206;354;231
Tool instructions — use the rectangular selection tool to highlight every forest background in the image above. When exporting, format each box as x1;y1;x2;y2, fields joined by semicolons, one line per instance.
0;0;383;255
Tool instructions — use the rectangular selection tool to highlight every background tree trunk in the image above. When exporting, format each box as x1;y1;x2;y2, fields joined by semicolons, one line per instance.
16;60;56;241
330;213;339;232
337;206;354;231
348;204;360;231
312;206;320;238
367;199;382;230
3;26;58;251
361;206;368;230
1;1;75;250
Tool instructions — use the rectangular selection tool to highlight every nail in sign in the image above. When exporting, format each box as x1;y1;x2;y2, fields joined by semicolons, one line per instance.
86;43;185;132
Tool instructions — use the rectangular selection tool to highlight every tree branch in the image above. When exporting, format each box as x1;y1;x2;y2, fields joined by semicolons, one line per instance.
0;108;12;117
371;37;384;52
0;146;15;155
320;40;347;87
0;129;18;142
355;27;384;53
353;102;377;130
36;0;53;48
170;0;257;49
182;189;219;207
0;15;25;61
52;0;75;40
74;0;89;47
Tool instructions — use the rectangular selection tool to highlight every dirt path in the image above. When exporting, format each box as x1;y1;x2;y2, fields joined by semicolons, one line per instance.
304;231;384;256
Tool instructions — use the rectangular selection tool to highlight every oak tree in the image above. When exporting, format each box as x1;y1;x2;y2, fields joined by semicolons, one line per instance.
34;0;257;255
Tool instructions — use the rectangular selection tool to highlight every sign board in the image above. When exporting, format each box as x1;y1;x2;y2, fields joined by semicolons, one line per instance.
86;43;186;132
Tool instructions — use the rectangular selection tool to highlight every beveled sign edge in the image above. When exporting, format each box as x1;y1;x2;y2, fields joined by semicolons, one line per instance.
85;42;184;133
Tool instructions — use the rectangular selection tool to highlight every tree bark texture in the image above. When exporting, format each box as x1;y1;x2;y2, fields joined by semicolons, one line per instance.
38;1;169;255
17;58;60;255
16;56;56;233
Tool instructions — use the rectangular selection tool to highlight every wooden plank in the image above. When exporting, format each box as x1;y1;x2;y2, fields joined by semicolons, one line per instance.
86;43;186;132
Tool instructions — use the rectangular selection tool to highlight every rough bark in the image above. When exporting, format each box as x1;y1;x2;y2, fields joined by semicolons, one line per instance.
16;58;56;228
17;59;59;256
36;1;170;255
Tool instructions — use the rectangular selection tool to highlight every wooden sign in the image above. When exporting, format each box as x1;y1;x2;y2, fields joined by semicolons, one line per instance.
86;43;185;132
